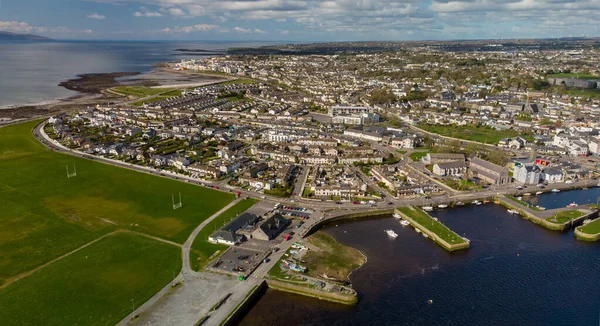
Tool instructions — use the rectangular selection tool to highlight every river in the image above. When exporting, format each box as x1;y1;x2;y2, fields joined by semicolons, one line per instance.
240;191;600;325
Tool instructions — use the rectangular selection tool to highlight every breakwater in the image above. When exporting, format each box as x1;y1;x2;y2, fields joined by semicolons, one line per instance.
265;279;358;305
395;207;470;252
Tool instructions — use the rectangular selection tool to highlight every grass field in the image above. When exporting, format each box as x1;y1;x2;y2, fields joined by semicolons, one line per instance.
0;120;234;285
409;150;429;161
564;89;600;98
397;207;467;245
0;232;181;326
418;124;534;144
578;218;600;234
131;90;183;106
545;210;585;224
303;231;366;281
189;198;258;271
548;73;600;79
112;86;176;97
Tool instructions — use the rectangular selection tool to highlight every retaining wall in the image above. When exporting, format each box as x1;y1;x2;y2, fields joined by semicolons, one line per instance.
266;279;358;305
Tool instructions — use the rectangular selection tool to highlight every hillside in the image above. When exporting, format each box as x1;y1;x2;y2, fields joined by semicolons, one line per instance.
0;31;51;41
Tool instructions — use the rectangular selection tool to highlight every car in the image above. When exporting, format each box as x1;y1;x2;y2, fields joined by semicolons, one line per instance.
352;201;359;204
263;258;270;263
388;202;394;205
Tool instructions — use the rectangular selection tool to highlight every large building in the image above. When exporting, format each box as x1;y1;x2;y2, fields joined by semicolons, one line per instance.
469;157;510;185
422;153;465;165
329;106;373;116
209;213;259;245
433;161;468;176
251;213;290;241
513;164;542;185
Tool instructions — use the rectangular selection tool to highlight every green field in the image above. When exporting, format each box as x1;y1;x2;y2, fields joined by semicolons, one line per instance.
548;73;600;79
303;232;365;281
564;89;600;98
0;120;233;285
418;124;534;144
409;150;429;161
0;232;181;326
545;210;585;224
397;207;467;245
131;90;183;106
112;86;176;97
190;198;258;271
578;218;600;234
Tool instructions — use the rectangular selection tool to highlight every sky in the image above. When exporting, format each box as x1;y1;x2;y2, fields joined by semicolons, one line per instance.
0;0;599;41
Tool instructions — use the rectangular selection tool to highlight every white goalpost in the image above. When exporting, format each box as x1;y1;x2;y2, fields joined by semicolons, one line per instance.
172;192;182;210
66;164;77;178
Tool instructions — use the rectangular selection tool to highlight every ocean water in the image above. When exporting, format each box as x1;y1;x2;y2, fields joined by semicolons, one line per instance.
0;40;271;108
524;187;600;210
241;192;600;325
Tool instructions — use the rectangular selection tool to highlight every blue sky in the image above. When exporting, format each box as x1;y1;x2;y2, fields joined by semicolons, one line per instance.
1;0;599;41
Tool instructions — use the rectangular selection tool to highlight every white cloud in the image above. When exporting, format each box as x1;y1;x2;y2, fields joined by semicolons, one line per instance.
233;26;251;33
87;13;106;20
134;7;163;17
160;24;220;33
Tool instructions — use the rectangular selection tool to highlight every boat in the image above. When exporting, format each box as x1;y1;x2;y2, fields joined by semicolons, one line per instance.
400;220;410;226
507;209;519;215
393;213;401;219
471;200;482;205
438;204;448;209
517;197;523;201
422;233;429;238
535;191;543;195
455;202;464;206
483;199;490;204
535;205;546;211
494;200;500;204
551;189;560;193
567;202;578;208
422;206;434;212
523;192;532;196
385;229;398;239
415;228;422;233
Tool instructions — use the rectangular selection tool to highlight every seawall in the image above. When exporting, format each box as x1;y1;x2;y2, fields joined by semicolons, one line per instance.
220;281;267;326
303;208;394;237
265;279;359;305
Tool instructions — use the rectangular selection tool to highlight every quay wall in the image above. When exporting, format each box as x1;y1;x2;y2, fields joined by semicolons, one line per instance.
394;208;470;252
574;227;600;242
220;281;267;326
303;209;394;237
265;279;358;305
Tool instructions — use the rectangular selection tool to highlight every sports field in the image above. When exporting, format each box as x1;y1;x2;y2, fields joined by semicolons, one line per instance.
0;120;234;323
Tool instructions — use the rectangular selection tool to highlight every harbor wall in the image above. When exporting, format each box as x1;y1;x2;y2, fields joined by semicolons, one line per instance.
220;281;267;326
574;226;600;242
394;208;470;252
303;209;394;237
265;279;359;305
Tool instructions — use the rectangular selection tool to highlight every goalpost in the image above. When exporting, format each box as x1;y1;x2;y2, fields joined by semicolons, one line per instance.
172;192;182;210
66;164;77;178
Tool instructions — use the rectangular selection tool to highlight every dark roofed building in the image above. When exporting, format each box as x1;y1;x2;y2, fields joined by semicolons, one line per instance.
208;213;259;245
252;213;290;241
469;156;509;185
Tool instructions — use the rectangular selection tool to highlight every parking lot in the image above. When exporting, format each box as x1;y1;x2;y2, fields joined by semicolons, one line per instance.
207;247;267;278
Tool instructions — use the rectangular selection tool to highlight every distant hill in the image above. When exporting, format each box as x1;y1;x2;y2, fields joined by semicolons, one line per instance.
0;31;51;41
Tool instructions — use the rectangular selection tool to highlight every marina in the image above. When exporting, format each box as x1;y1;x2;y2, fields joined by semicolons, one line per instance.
240;204;600;325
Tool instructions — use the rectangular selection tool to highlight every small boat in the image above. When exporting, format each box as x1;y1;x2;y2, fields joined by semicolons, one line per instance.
433;217;439;221
494;200;500;204
483;200;490;204
385;229;398;239
393;213;401;219
400;220;410;226
551;189;560;193
535;205;546;211
517;197;523;201
438;204;448;209
422;233;429;238
415;228;422;233
471;200;482;206
507;209;519;214
455;202;464;206
422;206;434;212
523;193;532;196
535;191;543;195
567;202;578;208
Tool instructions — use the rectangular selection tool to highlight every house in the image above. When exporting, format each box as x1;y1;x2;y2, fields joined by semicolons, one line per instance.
433;161;468;176
542;168;564;183
208;213;260;245
251;213;290;241
499;137;527;149
513;164;542;184
469;157;509;185
422;153;465;165
188;164;222;179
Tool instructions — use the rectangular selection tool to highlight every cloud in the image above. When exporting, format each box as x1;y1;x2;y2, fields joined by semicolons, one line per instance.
87;13;106;20
134;7;163;17
233;26;250;33
160;24;220;33
0;20;97;36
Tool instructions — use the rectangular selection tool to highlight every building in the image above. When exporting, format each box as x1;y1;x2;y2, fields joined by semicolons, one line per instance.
469;157;510;185
329;106;373;116
542;168;564;183
433;161;468;176
513;164;542;185
422;153;465;165
251;213;290;241
208;213;259;245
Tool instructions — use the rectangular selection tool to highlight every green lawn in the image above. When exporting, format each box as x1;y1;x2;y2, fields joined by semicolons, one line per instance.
578;218;600;234
0;120;234;285
303;232;365;281
131;90;182;106
0;232;181;326
564;89;600;98
418;124;534;144
548;73;600;79
397;207;466;245
409;151;429;161
189;198;258;271
112;86;176;97
545;210;585;224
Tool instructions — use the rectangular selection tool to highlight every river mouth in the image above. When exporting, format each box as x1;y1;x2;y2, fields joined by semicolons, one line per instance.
240;202;600;325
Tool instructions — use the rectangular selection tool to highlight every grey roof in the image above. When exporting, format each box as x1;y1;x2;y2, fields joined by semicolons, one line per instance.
436;161;467;169
222;213;259;232
543;168;563;175
470;157;506;174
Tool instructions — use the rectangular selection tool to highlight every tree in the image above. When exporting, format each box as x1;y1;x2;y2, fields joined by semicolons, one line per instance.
486;150;508;166
449;140;462;153
464;143;484;156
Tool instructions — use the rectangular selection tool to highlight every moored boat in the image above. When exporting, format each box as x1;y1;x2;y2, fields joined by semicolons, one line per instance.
523;192;532;196
385;229;398;239
400;220;410;226
455;202;464;206
393;213;401;219
535;191;543;195
551;189;560;193
567;202;578;208
507;209;519;215
422;233;429;238
422;206;434;212
438;204;448;209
